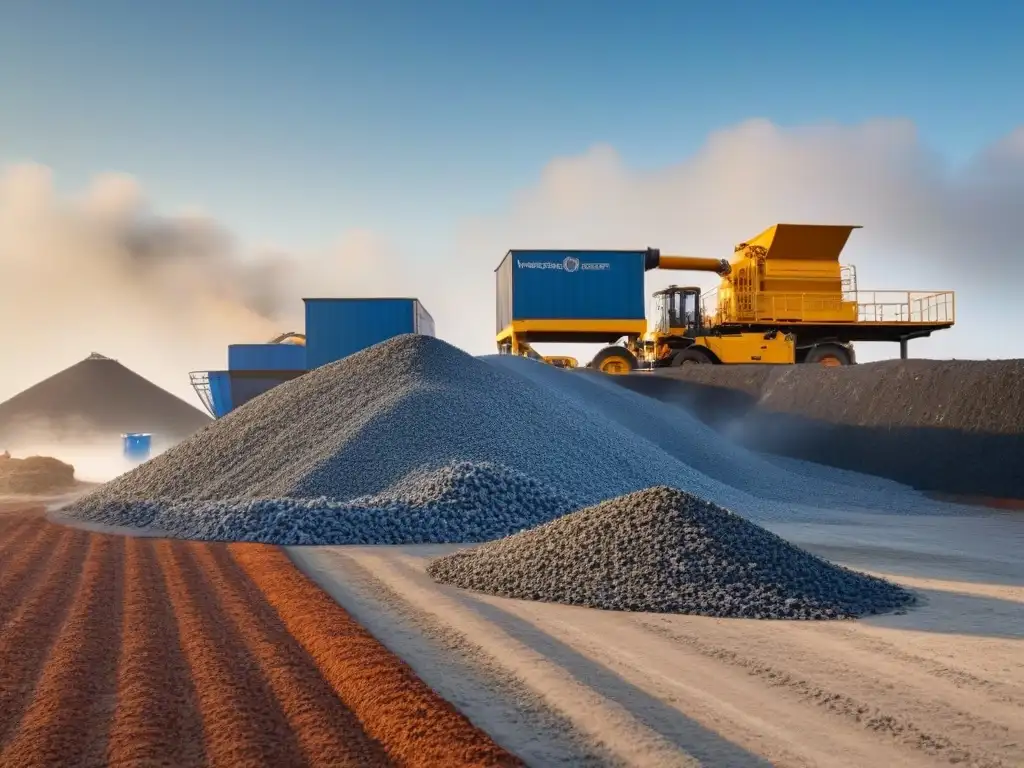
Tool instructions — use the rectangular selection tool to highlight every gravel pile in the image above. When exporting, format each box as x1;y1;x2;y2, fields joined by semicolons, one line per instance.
486;355;928;506
428;486;916;619
71;461;581;545
65;334;958;544
614;360;1024;498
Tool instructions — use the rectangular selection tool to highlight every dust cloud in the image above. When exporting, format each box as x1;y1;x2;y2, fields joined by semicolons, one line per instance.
0;163;280;403
0;163;425;405
0;417;182;484
5;441;134;484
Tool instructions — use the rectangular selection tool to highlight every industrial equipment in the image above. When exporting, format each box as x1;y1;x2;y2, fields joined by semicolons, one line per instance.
190;297;437;418
542;355;579;369
304;297;435;370
190;331;308;419
495;224;955;373
267;331;306;345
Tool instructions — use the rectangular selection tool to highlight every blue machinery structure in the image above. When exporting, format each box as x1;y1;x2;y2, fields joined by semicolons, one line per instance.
190;297;435;419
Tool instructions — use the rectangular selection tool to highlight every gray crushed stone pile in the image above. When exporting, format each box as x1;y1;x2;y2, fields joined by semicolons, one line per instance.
427;486;917;619
74;461;581;545
65;334;958;544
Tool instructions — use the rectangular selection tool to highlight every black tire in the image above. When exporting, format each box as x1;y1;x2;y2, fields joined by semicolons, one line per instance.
803;343;853;367
671;348;713;366
590;346;638;375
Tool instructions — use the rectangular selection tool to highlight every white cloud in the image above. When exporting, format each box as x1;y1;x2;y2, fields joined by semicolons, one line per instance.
3;118;1021;408
458;119;1024;362
0;163;423;404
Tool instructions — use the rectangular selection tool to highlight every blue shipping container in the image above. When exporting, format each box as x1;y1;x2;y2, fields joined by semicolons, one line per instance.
122;433;152;462
304;298;435;370
495;250;647;331
228;343;306;371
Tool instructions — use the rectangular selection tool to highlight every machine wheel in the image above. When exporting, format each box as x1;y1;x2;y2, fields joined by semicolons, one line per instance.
671;348;713;366
590;346;638;375
804;343;852;367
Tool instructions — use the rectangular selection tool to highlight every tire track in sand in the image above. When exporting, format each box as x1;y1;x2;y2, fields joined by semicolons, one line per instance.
0;521;89;748
231;544;524;768
636;620;1013;768
822;624;1024;710
195;543;392;767
106;536;205;767
0;533;124;767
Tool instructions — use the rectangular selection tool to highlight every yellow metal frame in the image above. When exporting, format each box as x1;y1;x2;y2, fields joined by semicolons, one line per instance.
634;330;796;366
704;288;956;327
496;318;648;346
707;224;957;329
542;355;579;369
738;223;861;262
696;333;796;364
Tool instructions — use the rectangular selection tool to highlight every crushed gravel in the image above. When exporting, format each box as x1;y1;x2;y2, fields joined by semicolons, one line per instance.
427;486;917;619
65;335;958;544
71;461;581;545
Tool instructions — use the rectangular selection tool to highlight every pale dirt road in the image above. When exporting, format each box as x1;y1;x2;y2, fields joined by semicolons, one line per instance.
290;510;1024;768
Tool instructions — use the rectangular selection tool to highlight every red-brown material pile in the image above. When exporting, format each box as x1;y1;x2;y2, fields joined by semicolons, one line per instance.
0;454;77;495
0;510;522;767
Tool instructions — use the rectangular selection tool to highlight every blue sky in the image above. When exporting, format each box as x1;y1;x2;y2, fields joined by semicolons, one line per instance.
1;0;1023;396
3;0;1022;252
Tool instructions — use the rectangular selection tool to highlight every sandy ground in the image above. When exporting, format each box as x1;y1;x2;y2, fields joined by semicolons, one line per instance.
290;509;1024;768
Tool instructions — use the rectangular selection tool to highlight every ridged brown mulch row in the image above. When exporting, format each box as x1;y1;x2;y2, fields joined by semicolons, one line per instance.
0;511;522;768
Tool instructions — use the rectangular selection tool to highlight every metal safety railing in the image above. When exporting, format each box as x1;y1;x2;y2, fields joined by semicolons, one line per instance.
189;371;217;418
855;290;955;324
840;264;859;299
700;287;719;319
701;288;955;325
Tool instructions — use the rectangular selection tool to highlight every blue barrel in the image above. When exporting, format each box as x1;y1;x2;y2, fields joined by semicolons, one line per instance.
122;433;152;462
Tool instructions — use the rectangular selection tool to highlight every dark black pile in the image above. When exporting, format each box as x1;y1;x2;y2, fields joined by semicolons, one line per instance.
0;352;211;448
428;486;916;619
610;360;1024;498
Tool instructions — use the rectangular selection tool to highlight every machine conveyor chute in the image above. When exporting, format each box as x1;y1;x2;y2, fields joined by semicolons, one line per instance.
267;331;306;345
643;249;731;275
737;223;862;262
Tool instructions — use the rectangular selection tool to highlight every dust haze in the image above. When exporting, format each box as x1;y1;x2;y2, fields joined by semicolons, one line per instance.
0;416;185;484
0;163;425;405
